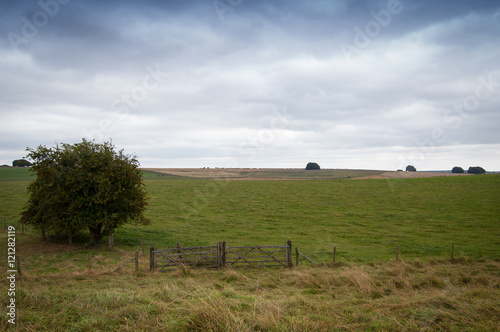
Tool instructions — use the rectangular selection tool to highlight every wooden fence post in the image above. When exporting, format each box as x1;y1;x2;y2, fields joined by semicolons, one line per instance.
286;240;293;267
333;246;336;263
149;247;155;272
135;250;139;272
88;252;92;271
108;234;114;251
451;243;455;262
295;247;299;266
176;242;182;259
222;241;226;267
396;245;400;262
217;242;221;268
16;256;22;277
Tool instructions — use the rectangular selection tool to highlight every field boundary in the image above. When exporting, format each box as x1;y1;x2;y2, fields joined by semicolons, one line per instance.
150;241;293;271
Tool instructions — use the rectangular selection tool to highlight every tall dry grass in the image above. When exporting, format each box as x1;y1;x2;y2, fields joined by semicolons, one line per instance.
1;249;499;331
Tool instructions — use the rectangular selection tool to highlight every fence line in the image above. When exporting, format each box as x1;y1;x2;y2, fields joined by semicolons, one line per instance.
295;248;318;265
108;251;141;273
151;241;293;272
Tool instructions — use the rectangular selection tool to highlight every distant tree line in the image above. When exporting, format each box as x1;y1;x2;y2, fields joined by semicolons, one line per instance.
405;165;486;174
304;163;486;174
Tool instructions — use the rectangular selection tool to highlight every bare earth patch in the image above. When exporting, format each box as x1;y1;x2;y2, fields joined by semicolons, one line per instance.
16;233;86;256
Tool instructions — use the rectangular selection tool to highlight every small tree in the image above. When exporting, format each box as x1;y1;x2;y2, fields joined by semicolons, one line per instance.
451;166;465;174
406;165;417;172
468;166;486;175
20;139;150;245
305;162;321;170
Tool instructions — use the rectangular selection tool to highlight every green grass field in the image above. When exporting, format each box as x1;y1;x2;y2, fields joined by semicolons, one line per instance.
1;169;499;330
1;170;499;262
0;167;32;181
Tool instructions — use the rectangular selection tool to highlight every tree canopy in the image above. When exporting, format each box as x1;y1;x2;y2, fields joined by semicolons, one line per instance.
451;166;465;174
20;139;150;245
12;159;32;167
305;162;321;170
468;166;486;175
406;165;417;172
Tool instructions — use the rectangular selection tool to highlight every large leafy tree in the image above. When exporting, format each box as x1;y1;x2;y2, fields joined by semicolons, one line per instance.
21;139;150;245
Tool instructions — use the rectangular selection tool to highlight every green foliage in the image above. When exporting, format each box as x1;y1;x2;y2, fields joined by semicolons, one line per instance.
20;139;150;245
305;162;320;170
452;166;465;173
468;166;486;174
406;165;417;172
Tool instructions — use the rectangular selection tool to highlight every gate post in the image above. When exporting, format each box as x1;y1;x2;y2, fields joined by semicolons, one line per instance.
217;242;227;268
149;246;155;272
176;242;182;260
222;241;226;267
286;240;293;267
217;242;222;268
135;250;139;272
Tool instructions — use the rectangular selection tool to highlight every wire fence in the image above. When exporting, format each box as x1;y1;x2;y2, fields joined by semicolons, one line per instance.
296;243;500;265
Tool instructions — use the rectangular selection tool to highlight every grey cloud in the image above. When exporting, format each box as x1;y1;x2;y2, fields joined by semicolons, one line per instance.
0;0;499;170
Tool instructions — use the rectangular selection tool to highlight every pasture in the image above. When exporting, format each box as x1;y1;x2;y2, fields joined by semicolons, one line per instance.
0;168;499;330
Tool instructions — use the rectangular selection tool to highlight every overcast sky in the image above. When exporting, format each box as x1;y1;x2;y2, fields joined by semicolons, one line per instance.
1;0;499;170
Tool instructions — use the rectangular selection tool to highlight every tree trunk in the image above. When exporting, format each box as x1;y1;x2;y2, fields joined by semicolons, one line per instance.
41;225;46;241
68;231;72;245
89;225;103;246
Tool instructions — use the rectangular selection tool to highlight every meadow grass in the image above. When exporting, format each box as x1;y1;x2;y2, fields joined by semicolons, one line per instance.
0;167;32;181
1;233;499;331
0;170;499;330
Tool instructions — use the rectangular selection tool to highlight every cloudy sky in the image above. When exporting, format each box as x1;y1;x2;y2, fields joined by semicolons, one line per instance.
1;0;499;170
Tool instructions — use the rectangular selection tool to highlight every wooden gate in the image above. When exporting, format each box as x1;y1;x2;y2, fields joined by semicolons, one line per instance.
225;244;289;267
150;240;292;271
152;244;221;272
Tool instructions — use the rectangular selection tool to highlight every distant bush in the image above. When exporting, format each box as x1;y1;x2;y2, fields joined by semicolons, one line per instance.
451;166;465;174
468;166;486;175
305;162;321;170
406;165;416;172
12;159;32;167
